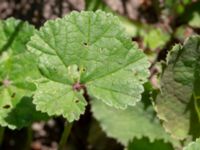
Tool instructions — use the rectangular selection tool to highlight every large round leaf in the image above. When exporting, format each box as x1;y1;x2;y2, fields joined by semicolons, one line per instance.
27;11;149;122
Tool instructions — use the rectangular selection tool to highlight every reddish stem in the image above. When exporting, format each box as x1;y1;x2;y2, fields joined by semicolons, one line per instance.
72;82;85;91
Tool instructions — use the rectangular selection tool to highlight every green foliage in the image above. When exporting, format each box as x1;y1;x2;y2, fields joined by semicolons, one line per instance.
184;2;200;28
155;36;200;140
0;18;35;54
27;11;149;122
142;28;170;51
0;6;200;149
84;0;139;38
85;0;109;12
183;138;200;150
92;84;174;146
33;79;86;122
164;0;192;15
0;18;48;129
188;11;200;28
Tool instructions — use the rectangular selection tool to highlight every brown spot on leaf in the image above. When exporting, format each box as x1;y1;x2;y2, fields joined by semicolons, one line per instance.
3;104;11;109
82;68;86;72
11;93;16;98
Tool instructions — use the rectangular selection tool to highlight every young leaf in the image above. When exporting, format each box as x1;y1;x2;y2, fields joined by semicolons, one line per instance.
0;18;48;129
143;28;170;51
183;138;200;150
155;36;200;140
27;11;149;121
91;86;174;146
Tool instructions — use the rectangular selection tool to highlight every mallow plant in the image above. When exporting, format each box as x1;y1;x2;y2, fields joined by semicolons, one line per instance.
0;10;200;150
27;10;150;149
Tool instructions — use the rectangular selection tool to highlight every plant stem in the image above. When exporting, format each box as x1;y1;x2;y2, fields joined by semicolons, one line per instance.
24;125;32;150
0;127;5;146
58;121;73;150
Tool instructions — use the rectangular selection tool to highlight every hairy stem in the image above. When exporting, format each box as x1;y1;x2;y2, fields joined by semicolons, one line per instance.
58;121;73;150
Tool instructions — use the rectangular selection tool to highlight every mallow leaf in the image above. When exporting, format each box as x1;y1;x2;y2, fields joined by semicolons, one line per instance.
91;85;174;146
155;36;200;140
183;138;200;150
0;18;48;129
27;11;149;121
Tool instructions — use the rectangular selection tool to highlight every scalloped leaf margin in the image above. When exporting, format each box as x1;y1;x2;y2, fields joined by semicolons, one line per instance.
27;10;150;122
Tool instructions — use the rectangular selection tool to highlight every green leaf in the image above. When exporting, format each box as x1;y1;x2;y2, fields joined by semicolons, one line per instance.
91;85;173;146
33;79;86;122
85;0;110;11
187;2;200;28
183;138;200;150
143;28;170;51
155;36;200;140
27;11;149;121
0;18;35;54
164;0;192;15
0;96;47;129
127;138;174;150
189;11;200;28
84;0;139;38
0;18;48;129
180;1;200;28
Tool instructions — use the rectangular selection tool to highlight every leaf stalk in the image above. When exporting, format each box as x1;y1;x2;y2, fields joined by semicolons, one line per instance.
58;121;73;150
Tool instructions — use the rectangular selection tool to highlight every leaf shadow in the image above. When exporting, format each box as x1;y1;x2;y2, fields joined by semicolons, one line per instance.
128;137;174;150
4;96;48;129
187;97;200;140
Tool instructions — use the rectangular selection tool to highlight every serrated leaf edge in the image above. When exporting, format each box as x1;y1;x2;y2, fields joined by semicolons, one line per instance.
154;35;200;140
